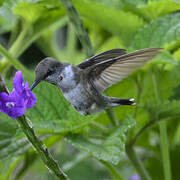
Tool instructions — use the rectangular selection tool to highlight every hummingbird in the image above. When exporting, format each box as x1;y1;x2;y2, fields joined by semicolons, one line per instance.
31;48;162;115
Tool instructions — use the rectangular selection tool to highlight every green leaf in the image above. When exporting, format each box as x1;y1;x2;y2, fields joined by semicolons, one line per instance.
73;0;145;44
138;0;180;21
17;6;65;57
131;13;180;49
91;0;147;10
0;116;30;161
13;1;46;24
0;0;67;70
0;156;23;179
25;81;94;134
173;48;180;61
0;1;16;33
0;117;18;150
66;117;135;164
145;100;180;122
97;36;124;53
12;0;63;24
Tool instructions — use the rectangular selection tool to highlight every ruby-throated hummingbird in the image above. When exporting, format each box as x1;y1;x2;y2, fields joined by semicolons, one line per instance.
31;48;162;115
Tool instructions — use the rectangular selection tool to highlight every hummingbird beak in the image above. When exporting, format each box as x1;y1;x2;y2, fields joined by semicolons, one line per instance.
31;80;40;91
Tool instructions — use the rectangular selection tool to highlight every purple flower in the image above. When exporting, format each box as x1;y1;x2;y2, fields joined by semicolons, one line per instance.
0;91;25;118
13;71;36;109
129;174;140;180
0;71;36;119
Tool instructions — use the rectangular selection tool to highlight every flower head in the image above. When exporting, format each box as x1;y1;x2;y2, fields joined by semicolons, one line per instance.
0;71;36;119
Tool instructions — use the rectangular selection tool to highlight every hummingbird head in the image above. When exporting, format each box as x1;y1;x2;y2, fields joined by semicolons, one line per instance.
31;57;65;90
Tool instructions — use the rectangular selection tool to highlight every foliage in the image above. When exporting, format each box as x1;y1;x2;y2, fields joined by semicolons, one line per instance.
0;0;180;179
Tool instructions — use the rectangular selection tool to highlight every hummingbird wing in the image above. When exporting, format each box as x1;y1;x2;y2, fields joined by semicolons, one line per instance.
77;49;127;69
83;48;163;92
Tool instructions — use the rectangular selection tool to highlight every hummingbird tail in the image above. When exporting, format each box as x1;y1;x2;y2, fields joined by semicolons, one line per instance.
109;97;135;106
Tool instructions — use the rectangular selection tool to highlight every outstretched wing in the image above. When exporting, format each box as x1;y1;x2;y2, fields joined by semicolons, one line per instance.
77;49;127;69
84;48;163;92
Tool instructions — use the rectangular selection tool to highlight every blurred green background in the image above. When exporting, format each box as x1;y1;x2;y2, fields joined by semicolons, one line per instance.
0;0;180;179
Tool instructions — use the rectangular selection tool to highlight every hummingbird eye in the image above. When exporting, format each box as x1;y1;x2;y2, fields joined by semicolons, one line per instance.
59;75;63;81
46;69;53;76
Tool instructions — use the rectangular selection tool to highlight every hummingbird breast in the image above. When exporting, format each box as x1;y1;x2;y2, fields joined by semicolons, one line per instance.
62;82;101;115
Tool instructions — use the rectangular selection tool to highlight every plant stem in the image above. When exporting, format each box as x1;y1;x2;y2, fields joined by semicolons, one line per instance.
127;116;175;147
63;152;88;171
125;144;151;180
0;24;30;71
5;156;24;180
20;16;68;58
106;108;119;126
152;70;172;180
124;75;151;180
0;44;31;77
9;23;30;58
16;116;68;180
14;152;38;180
100;160;123;180
129;120;155;147
90;121;109;133
60;0;94;58
67;23;76;54
0;16;68;73
104;90;119;126
159;121;172;180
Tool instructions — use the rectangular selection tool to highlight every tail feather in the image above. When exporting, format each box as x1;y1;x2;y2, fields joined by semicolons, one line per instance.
109;97;135;106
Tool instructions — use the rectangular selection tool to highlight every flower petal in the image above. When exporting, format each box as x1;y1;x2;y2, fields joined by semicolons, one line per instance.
0;91;25;119
0;92;9;111
13;71;24;94
25;90;37;109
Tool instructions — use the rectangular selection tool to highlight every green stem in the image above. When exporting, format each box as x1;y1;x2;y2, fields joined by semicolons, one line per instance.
104;90;119;127
0;24;30;70
9;24;30;58
132;75;143;119
63;152;88;171
5;156;24;180
0;44;31;77
152;70;172;180
20;16;68;57
101;161;123;180
159;121;172;180
16;116;68;180
125;145;151;180
106;108;119;126
1;16;68;73
60;0;94;58
124;75;152;180
129;120;155;147
8;20;22;47
90;121;109;134
14;152;38;180
127;116;174;147
67;23;76;54
36;17;68;59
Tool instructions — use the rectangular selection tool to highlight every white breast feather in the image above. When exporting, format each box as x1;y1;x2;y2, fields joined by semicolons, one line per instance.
61;65;76;87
